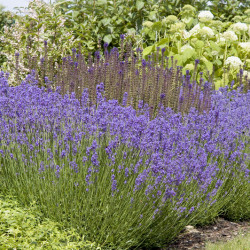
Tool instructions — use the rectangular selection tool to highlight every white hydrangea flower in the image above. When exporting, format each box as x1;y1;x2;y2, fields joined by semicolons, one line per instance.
180;44;194;53
216;34;226;43
222;30;238;41
239;42;250;52
181;30;190;39
170;22;186;32
231;22;248;32
225;56;243;68
200;26;214;38
198;11;214;21
163;15;178;24
143;21;153;27
189;24;201;36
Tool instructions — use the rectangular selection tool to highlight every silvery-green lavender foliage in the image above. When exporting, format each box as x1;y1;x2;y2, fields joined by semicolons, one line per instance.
0;71;249;248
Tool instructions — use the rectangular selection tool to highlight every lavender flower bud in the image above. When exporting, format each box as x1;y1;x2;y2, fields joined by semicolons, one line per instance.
142;59;147;67
160;93;165;99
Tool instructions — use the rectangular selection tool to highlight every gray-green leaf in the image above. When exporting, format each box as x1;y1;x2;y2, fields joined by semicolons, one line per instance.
136;0;144;11
143;45;155;56
102;18;111;26
201;57;213;73
103;34;112;44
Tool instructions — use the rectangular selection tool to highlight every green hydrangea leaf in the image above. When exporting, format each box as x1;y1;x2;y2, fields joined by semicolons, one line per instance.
214;59;222;66
182;63;195;74
103;34;112;44
148;11;157;21
182;48;196;64
143;45;155;56
136;0;144;11
157;38;169;46
209;41;221;52
214;79;224;90
201;57;213;73
172;54;183;65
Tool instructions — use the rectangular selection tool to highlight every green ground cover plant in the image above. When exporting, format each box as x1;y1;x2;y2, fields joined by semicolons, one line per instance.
0;194;99;249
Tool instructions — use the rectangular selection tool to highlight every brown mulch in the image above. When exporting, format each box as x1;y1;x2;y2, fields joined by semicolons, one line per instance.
160;217;250;250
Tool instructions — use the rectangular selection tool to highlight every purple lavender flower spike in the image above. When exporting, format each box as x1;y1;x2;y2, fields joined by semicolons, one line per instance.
104;42;109;48
120;34;125;40
160;93;165;100
195;59;200;65
122;92;128;106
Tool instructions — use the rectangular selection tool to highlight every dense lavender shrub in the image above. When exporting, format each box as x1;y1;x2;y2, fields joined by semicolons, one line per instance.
13;42;250;116
0;71;249;248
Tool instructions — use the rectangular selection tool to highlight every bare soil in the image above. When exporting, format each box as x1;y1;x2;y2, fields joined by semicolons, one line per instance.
161;217;250;250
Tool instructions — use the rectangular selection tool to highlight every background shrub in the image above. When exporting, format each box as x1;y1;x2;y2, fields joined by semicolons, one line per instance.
0;1;250;87
0;6;15;67
0;0;80;84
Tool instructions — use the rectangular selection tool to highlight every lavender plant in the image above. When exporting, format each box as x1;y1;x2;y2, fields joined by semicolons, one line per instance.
12;41;249;117
0;71;249;248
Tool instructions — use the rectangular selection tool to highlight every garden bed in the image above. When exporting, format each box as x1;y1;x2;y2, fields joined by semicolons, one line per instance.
0;1;249;249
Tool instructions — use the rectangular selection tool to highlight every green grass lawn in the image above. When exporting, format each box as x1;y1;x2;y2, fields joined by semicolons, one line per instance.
205;230;250;250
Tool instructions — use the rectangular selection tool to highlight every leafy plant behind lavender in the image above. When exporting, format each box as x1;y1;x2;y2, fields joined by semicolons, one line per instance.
0;8;15;66
1;0;249;86
140;6;250;89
